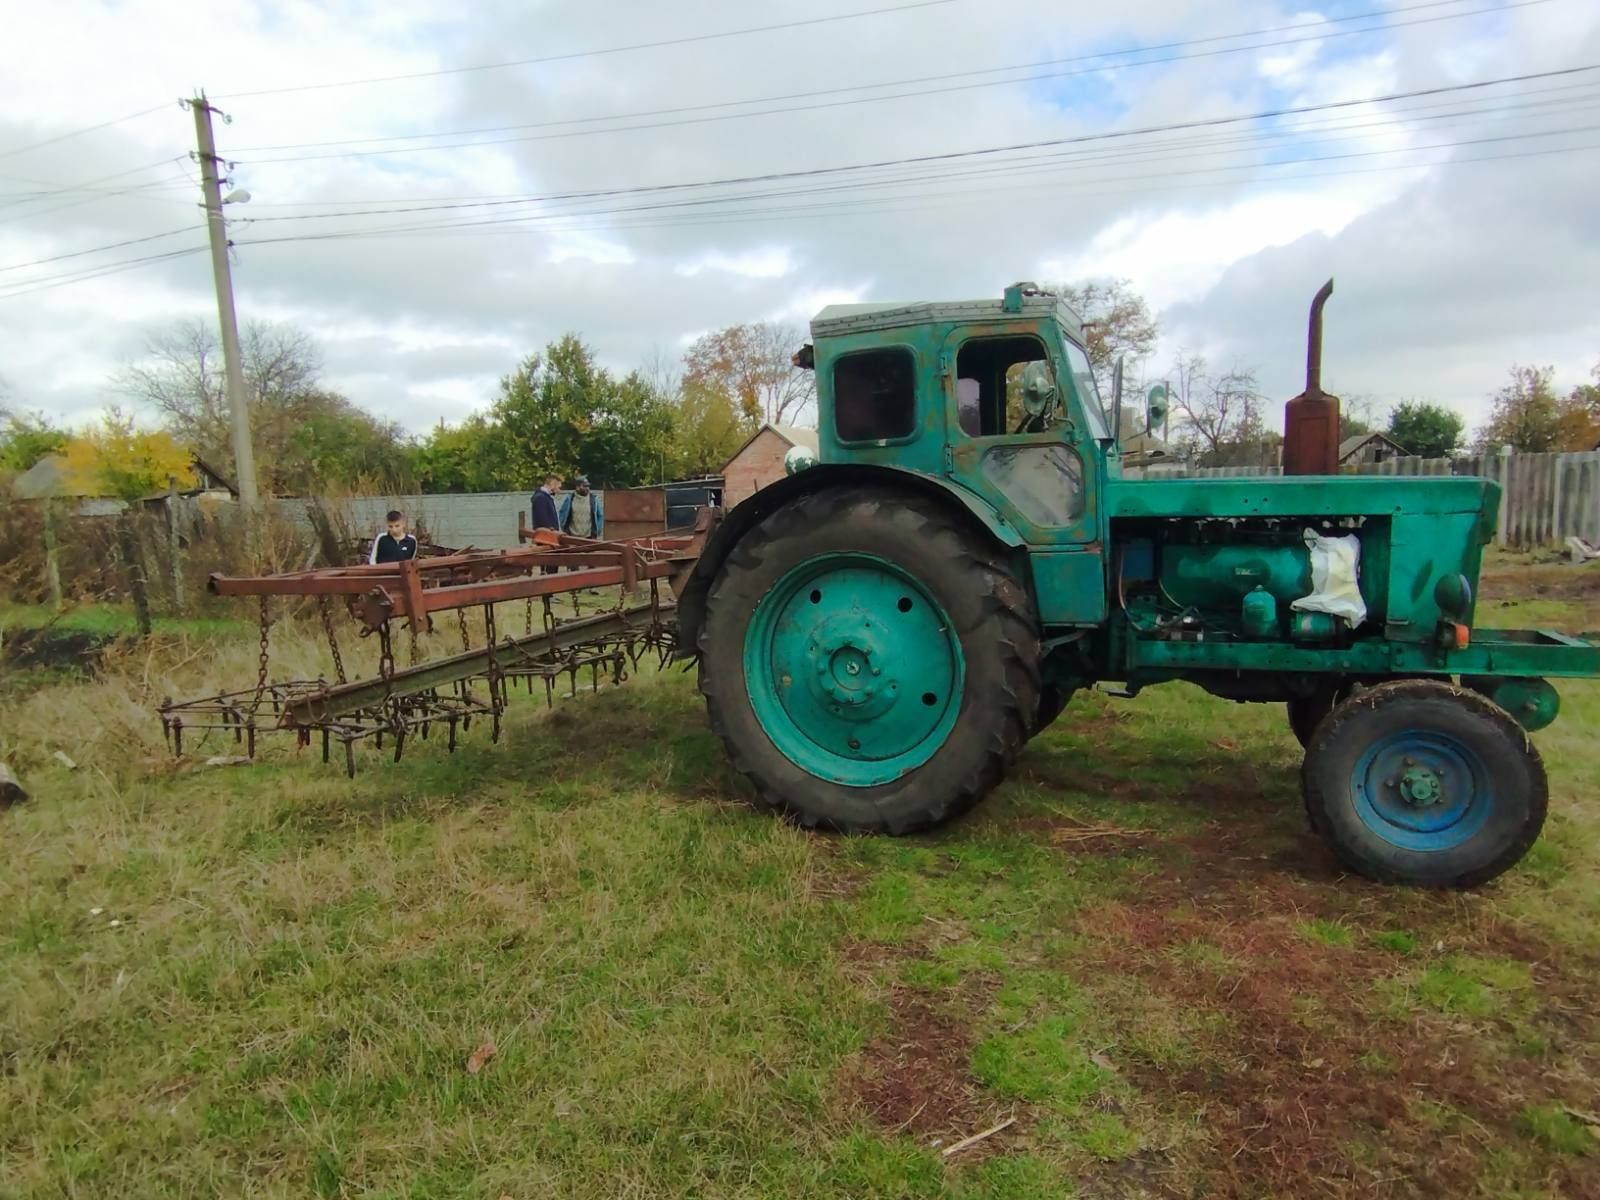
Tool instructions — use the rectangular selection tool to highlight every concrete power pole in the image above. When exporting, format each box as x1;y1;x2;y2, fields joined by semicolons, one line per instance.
189;94;258;506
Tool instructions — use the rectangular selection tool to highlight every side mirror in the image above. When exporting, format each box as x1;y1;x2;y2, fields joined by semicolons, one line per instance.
1146;383;1169;436
1019;360;1057;421
1111;357;1125;444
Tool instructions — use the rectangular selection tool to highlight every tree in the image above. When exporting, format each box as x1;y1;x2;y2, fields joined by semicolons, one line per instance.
1387;400;1465;460
669;378;749;478
62;409;194;502
489;335;673;488
1554;363;1600;451
117;318;410;494
0;409;68;473
1050;279;1160;395
1475;365;1561;453
285;399;414;493
1166;350;1271;467
410;415;511;493
682;322;814;427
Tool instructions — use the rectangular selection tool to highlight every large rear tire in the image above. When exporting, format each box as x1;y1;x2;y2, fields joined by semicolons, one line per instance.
698;487;1040;834
1287;682;1350;749
1302;679;1547;887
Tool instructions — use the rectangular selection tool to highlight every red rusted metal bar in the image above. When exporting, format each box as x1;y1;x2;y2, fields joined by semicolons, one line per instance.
398;557;427;633
404;561;676;614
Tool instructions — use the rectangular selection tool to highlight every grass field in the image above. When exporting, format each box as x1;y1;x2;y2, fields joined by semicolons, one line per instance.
2;557;1597;1198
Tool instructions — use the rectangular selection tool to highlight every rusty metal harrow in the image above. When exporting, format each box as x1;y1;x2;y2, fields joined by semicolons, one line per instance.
159;523;711;775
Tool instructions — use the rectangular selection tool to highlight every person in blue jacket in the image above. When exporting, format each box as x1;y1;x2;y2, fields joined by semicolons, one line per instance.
557;475;604;539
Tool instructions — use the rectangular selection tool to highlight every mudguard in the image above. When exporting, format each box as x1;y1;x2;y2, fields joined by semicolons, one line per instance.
673;464;1021;654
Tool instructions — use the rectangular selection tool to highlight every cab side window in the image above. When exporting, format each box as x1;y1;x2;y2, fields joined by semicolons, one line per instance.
955;336;1047;437
834;348;916;443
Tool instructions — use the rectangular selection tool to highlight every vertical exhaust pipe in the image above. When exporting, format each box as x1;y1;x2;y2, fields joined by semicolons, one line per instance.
1283;278;1340;475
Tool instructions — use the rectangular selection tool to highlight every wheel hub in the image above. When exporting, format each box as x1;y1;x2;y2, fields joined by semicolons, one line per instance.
1397;764;1444;807
743;554;964;786
810;621;890;710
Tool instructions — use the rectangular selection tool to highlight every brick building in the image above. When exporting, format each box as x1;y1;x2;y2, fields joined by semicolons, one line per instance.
720;424;819;508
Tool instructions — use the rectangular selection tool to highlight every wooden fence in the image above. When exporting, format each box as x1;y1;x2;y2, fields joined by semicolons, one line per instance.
1143;450;1600;549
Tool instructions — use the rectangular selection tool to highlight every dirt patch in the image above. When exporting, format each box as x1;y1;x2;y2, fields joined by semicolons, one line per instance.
1478;562;1600;604
1077;828;1600;1198
846;985;1014;1147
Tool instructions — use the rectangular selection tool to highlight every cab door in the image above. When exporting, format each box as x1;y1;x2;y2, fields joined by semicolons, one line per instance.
940;323;1107;626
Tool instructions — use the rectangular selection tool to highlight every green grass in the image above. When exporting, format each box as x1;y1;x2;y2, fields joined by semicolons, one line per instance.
0;600;252;639
1;595;1598;1198
1518;1104;1597;1156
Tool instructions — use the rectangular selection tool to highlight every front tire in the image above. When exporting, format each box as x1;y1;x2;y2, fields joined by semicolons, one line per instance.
698;487;1040;834
1302;679;1547;887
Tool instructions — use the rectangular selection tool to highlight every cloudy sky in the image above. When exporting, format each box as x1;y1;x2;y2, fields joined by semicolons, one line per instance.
2;0;1597;438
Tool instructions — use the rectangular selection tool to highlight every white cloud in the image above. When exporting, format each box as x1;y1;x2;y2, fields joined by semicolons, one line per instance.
675;247;796;280
0;0;1596;444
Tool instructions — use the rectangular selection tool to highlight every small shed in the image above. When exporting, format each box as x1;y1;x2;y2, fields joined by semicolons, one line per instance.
1339;432;1408;467
602;477;724;540
9;454;125;516
721;424;819;509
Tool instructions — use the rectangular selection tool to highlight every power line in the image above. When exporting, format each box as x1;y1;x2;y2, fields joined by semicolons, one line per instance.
229;0;1544;156
229;139;1600;249
227;108;1600;243
218;0;961;99
233;0;1555;164
0;224;206;274
0;245;207;301
231;78;1600;209
233;65;1600;225
0;103;171;162
236;84;1600;214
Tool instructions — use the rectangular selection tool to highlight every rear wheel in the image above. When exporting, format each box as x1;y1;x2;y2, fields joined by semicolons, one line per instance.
698;487;1039;834
1302;679;1547;887
1287;682;1349;748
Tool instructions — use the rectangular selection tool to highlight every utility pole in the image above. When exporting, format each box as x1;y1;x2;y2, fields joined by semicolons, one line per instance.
188;94;258;506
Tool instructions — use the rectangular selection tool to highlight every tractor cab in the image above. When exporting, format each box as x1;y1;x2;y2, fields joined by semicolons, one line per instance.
805;282;1113;625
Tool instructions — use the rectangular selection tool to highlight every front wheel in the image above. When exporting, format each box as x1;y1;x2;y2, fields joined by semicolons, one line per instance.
1302;679;1547;887
697;487;1040;834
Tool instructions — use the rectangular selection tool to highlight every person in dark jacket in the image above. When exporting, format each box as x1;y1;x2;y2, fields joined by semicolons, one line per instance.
530;474;561;531
368;510;418;564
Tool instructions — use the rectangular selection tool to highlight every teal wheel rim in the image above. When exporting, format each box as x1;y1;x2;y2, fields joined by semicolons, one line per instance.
743;553;965;787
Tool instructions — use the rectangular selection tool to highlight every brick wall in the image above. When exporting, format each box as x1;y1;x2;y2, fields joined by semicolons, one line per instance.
723;429;791;509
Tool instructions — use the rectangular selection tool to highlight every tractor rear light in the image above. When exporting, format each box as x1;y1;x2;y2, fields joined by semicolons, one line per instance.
1453;622;1471;650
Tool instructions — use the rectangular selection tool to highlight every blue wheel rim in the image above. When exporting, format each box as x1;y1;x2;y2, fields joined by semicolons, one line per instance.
1351;729;1492;852
742;553;965;788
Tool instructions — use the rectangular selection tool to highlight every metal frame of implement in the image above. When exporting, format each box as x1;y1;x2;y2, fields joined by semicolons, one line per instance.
159;524;712;775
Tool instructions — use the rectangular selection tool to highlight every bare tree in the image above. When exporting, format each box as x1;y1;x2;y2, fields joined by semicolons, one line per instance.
683;321;815;427
118;318;324;484
1167;351;1270;466
640;343;683;403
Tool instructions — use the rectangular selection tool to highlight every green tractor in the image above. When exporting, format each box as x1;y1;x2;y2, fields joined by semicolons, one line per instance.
674;282;1597;887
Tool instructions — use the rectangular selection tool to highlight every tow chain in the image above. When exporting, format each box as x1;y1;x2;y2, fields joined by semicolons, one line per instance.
318;595;348;684
378;621;396;688
457;607;471;652
249;595;271;715
525;595;534;637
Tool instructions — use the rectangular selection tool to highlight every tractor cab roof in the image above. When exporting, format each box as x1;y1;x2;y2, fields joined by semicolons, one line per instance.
810;290;1086;343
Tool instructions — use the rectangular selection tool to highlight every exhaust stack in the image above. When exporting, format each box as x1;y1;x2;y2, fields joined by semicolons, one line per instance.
1282;278;1340;476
